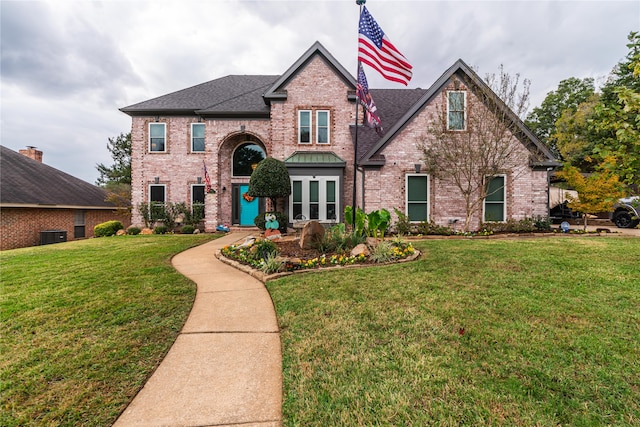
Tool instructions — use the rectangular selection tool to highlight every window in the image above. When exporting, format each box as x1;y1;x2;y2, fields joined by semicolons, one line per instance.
406;174;429;222
447;91;466;131
192;184;205;218
290;177;339;222
149;184;166;220
74;210;85;238
316;110;330;144
191;123;205;152
299;110;311;144
149;123;166;152
233;143;265;176
484;175;506;222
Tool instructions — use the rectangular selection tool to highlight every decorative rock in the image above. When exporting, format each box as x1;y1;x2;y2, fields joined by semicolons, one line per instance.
365;237;380;247
141;228;153;235
300;220;325;249
116;229;126;236
238;236;256;248
265;229;282;240
350;243;370;257
193;229;200;234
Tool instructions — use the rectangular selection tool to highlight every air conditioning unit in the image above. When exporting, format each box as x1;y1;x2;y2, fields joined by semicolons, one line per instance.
40;230;67;245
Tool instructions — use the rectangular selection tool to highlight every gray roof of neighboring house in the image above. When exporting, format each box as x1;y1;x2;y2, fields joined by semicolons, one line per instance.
0;145;116;208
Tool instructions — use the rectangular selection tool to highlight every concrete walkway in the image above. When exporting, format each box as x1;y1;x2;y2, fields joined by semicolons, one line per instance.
114;231;282;427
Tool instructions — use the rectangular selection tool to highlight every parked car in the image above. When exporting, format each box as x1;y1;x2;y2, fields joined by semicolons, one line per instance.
610;196;640;228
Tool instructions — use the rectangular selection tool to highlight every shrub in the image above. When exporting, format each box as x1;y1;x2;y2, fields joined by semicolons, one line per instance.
253;239;279;260
153;225;168;234
369;241;396;263
260;252;284;274
94;220;124;237
126;226;141;235
180;225;196;234
417;220;454;235
393;208;413;235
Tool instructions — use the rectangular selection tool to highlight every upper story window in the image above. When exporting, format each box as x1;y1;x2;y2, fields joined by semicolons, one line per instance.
191;123;205;152
232;143;266;176
316;110;330;144
149;123;166;152
299;110;311;144
298;109;331;144
447;91;466;131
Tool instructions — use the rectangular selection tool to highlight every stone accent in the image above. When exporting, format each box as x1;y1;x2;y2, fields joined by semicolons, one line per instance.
299;220;324;249
350;243;370;257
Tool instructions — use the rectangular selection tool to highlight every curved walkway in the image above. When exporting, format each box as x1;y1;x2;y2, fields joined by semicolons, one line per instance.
114;231;282;427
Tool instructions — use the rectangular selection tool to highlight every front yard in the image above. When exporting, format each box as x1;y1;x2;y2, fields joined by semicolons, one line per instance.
267;237;640;426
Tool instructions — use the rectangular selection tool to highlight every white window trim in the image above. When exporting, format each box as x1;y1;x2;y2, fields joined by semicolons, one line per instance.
289;176;339;222
298;110;312;144
191;123;205;153
446;91;466;131
316;110;330;144
483;174;507;223
405;173;430;223
149;123;167;152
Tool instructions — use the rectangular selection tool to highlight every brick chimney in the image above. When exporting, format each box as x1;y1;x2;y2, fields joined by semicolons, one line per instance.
19;146;43;163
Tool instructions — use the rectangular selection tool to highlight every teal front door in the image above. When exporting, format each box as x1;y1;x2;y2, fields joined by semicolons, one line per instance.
234;184;259;226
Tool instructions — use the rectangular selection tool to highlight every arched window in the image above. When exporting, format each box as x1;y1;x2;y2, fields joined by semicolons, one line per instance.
233;143;265;176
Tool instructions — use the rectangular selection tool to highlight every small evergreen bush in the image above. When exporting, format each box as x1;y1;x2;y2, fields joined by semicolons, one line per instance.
126;226;141;235
180;225;196;234
94;220;124;237
153;225;168;234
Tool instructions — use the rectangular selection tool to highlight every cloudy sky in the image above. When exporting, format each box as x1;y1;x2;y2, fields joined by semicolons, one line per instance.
1;0;637;184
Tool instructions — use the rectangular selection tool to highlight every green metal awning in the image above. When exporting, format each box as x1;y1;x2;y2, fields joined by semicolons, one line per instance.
284;151;346;167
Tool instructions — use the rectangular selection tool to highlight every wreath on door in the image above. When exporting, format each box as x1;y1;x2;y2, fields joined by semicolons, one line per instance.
242;192;254;202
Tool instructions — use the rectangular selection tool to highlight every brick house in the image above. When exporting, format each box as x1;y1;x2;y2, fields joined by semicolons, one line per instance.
121;42;557;232
0;146;130;250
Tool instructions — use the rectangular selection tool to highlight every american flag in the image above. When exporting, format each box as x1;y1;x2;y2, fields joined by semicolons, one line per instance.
356;64;383;135
203;160;212;193
358;6;413;86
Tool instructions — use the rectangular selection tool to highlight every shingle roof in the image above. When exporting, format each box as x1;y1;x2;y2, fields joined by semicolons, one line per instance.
0;145;116;208
120;75;279;117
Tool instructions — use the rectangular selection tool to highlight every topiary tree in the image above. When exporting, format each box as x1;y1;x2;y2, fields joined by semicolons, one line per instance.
247;157;291;212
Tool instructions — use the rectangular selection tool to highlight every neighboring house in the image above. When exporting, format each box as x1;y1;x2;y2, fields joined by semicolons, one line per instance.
0;146;130;250
121;41;557;232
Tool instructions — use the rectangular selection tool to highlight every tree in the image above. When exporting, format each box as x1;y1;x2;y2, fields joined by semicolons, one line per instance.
525;77;595;155
553;94;601;171
420;65;538;231
96;132;132;186
96;132;132;214
247;157;291;212
556;159;626;230
589;32;640;188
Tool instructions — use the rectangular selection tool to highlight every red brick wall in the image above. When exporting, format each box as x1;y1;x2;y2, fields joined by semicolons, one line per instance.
0;208;131;251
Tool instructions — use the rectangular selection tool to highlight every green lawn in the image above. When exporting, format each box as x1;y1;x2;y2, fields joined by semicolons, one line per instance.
267;237;640;426
0;234;216;427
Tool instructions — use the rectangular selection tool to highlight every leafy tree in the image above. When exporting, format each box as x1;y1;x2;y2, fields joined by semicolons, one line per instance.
525;77;595;154
589;32;640;187
96;132;132;213
553;94;601;171
556;158;626;230
247;157;291;212
420;65;539;231
96;132;132;186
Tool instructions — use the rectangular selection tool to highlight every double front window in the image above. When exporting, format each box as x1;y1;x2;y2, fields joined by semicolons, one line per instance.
298;110;330;144
291;177;338;221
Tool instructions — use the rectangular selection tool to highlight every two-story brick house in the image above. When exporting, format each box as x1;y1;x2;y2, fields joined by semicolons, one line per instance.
121;42;557;232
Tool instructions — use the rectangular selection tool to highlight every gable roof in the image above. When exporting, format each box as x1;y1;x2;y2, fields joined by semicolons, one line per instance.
358;59;559;168
0;145;116;208
120;75;279;118
263;41;357;102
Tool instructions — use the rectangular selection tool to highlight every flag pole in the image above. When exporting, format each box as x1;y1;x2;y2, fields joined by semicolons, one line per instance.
353;0;366;214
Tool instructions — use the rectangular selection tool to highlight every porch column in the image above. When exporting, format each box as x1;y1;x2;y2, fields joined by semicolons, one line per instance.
204;192;218;232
